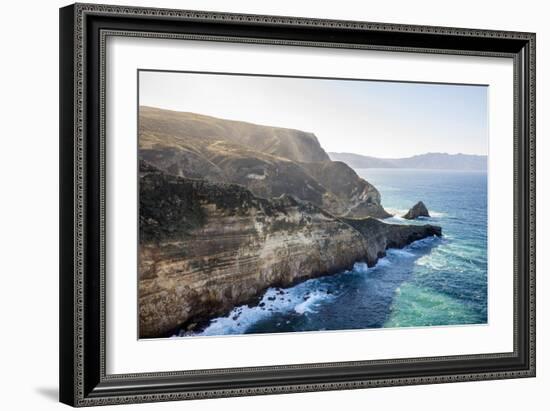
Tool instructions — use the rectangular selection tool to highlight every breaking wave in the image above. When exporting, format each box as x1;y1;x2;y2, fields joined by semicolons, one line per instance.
176;236;440;337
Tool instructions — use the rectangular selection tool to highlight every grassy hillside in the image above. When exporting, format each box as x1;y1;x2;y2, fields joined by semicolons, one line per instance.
139;106;390;219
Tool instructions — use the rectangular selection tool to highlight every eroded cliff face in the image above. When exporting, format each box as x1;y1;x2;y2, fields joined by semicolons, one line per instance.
139;106;389;219
139;162;440;338
302;161;391;219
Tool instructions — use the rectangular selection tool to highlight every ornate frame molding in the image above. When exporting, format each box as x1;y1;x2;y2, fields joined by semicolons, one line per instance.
60;3;535;407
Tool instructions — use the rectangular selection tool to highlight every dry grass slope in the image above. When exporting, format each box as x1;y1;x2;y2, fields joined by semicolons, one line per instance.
139;106;390;219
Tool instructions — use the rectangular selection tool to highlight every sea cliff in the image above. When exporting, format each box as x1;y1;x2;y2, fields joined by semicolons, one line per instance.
139;162;441;338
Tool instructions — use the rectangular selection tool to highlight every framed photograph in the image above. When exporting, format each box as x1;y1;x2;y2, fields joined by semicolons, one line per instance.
59;3;536;407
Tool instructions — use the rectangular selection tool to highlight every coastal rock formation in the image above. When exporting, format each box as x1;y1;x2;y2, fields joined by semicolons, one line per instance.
301;161;391;219
139;162;441;338
342;217;441;264
403;201;430;220
139;106;389;219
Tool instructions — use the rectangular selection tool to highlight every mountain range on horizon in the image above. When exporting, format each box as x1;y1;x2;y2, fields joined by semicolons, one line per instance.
329;152;487;171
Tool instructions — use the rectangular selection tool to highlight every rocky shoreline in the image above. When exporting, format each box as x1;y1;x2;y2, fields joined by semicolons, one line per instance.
138;161;442;338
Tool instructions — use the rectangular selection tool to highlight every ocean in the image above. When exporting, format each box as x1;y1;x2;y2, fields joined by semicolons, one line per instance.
180;168;488;337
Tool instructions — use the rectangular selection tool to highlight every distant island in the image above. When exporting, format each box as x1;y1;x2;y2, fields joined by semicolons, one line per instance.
329;152;487;171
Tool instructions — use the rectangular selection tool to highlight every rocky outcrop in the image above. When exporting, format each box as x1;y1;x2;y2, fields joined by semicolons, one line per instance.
302;161;391;218
342;217;441;264
139;106;390;219
403;201;430;220
139;162;441;338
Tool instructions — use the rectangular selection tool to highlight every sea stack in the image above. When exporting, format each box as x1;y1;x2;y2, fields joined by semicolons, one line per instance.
403;201;430;220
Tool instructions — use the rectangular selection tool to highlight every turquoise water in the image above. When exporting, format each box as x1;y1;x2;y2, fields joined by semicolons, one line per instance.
182;168;487;337
360;168;487;328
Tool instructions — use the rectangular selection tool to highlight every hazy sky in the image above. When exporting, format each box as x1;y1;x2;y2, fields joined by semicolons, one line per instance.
139;70;488;158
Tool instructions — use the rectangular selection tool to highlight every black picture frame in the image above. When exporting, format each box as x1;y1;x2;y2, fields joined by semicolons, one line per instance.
59;3;536;407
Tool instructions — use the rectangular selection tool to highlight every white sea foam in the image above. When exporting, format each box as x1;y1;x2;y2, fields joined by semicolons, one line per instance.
384;208;409;216
384;216;407;224
180;232;441;337
187;280;336;336
352;262;370;274
386;248;415;258
374;257;392;267
416;254;446;270
294;291;329;314
384;208;446;220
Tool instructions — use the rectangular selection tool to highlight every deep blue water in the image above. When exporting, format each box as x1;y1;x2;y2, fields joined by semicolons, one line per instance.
179;168;487;337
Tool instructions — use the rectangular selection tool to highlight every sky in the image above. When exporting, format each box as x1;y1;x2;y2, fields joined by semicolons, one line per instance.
139;70;488;159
